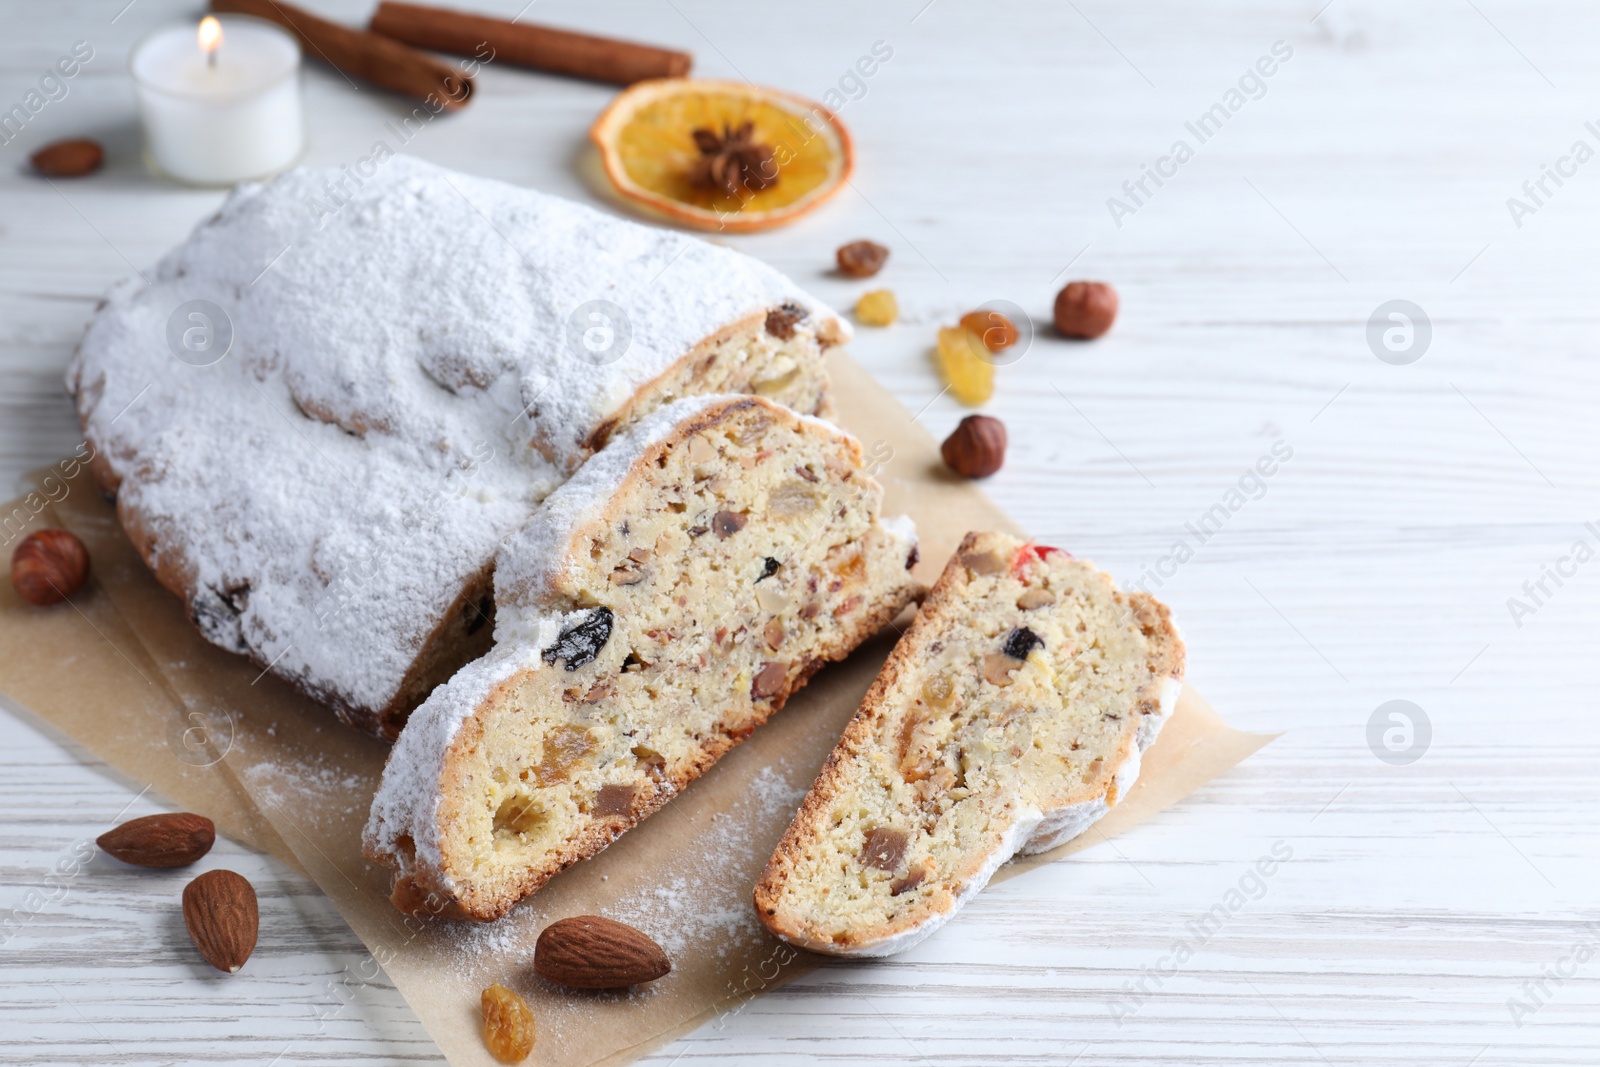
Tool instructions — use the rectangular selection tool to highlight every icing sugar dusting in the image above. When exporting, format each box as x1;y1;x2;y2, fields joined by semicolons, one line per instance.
68;156;839;721
604;764;806;958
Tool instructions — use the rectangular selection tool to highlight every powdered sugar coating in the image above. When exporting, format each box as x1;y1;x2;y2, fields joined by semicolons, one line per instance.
364;614;565;877
67;156;843;722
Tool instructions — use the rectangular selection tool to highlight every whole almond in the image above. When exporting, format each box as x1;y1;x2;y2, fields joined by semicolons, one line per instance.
30;138;104;178
534;915;670;989
97;812;215;868
182;869;258;974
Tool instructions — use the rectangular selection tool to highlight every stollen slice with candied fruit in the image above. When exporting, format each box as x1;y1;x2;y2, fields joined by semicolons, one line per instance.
365;395;922;921
755;531;1185;956
590;78;852;233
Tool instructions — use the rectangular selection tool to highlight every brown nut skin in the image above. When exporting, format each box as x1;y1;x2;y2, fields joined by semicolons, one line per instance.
97;812;215;868
836;239;889;278
11;529;90;606
182;869;259;974
941;415;1007;478
1054;280;1119;339
534;915;671;989
30;138;104;178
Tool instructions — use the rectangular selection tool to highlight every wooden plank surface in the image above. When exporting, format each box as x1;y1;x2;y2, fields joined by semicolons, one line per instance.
4;0;1599;1063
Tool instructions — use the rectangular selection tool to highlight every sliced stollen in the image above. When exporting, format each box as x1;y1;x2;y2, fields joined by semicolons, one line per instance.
364;395;923;921
67;156;845;738
754;530;1185;957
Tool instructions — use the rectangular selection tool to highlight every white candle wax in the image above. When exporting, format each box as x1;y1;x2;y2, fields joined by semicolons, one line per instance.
130;15;303;185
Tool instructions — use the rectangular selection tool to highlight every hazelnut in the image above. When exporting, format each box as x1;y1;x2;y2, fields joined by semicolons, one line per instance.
1054;280;1118;339
836;240;889;278
940;415;1007;478
30;138;104;179
11;529;90;606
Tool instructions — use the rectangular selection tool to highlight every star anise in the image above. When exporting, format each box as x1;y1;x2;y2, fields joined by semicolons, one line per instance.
689;121;779;196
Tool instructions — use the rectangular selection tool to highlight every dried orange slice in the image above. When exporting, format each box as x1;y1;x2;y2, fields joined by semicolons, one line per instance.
590;79;853;233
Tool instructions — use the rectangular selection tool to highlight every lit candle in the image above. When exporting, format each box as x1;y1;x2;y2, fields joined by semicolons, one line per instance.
130;14;304;185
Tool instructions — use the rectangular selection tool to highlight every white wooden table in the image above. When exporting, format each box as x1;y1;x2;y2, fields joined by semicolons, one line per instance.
5;1;1599;1063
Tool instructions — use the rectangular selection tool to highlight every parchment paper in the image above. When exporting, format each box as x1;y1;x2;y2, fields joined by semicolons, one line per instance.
0;351;1273;1066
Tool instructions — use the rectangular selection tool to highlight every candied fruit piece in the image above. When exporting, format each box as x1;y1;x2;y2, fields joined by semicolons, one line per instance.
860;827;908;871
959;310;1019;352
530;724;597;786
936;326;994;406
481;983;535;1063
855;289;898;326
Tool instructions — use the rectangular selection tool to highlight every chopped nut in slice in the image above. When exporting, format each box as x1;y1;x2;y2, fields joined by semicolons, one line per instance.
687;433;717;464
763;618;785;650
982;651;1021;687
1017;588;1056;610
481;983;536;1063
751;661;787;699
960;548;1007;576
769;481;819;518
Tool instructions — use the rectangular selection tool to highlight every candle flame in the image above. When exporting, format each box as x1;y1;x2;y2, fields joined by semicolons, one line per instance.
198;16;223;57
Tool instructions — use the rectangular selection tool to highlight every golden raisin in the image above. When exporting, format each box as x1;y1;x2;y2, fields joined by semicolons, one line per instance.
481;983;535;1063
855;289;898;326
959;310;1019;352
529;724;596;786
921;673;956;709
935;326;994;406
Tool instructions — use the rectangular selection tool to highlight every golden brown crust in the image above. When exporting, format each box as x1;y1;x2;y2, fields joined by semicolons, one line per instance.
753;531;1186;952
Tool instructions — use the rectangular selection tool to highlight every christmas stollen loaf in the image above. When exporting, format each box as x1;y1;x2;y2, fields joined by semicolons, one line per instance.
67;156;845;737
755;531;1184;956
365;395;923;920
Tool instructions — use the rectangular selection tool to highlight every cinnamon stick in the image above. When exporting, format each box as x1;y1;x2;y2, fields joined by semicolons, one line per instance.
369;2;691;86
210;0;473;109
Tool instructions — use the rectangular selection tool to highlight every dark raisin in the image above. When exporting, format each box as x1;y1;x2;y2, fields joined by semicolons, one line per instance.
905;544;919;569
756;557;780;582
543;607;614;670
1002;627;1043;661
764;301;807;339
836;240;889;278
